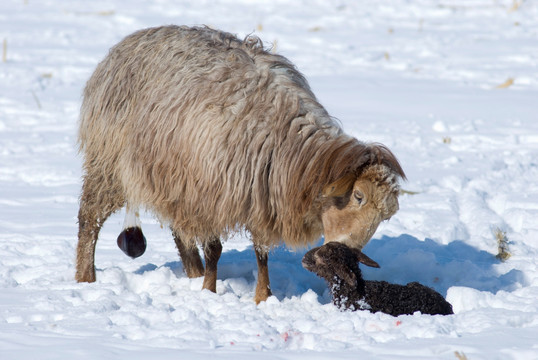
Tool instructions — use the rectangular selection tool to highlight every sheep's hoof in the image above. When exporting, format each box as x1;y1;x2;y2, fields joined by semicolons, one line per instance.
254;286;272;305
75;268;96;283
117;227;147;258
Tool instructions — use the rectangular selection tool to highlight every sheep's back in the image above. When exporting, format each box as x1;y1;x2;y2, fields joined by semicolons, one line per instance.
78;25;327;243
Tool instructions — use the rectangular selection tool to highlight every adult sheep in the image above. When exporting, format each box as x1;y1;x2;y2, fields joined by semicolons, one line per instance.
76;25;406;304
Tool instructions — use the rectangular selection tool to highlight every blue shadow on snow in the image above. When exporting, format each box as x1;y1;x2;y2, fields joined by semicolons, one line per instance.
137;234;526;300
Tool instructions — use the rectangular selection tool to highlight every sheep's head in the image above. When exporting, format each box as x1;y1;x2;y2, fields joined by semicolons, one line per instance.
320;164;400;250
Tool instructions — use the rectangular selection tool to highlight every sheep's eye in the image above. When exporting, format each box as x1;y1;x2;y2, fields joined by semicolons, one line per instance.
354;190;364;204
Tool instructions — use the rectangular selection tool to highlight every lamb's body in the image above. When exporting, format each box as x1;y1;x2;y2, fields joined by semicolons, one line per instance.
76;25;405;303
331;277;454;316
303;242;453;316
363;280;453;316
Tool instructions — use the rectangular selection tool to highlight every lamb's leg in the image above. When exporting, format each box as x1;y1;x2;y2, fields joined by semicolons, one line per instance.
254;246;272;304
76;173;124;282
173;231;204;278
202;237;222;293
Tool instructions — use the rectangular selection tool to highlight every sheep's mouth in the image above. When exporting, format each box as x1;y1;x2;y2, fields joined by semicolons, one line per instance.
323;234;374;253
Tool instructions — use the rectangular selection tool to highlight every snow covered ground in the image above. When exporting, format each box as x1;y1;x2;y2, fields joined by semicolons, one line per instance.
1;0;538;358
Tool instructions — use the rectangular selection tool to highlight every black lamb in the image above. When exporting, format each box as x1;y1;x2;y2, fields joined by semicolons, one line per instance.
302;242;453;316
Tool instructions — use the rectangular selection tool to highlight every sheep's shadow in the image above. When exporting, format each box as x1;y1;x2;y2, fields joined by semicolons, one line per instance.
138;234;525;301
359;235;526;296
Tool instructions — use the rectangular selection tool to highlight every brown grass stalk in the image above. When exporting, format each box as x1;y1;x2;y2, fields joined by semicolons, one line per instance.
2;38;6;63
494;227;511;262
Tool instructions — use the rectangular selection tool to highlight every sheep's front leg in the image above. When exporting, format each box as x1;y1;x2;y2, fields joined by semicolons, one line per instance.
202;237;222;293
254;246;272;304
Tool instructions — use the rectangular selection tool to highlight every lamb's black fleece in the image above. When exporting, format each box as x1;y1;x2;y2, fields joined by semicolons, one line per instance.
302;242;453;316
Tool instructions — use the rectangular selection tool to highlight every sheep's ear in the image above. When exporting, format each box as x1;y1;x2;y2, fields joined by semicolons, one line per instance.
322;173;355;197
351;249;380;268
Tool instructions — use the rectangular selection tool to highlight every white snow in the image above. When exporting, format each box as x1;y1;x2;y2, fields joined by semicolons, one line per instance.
1;0;538;359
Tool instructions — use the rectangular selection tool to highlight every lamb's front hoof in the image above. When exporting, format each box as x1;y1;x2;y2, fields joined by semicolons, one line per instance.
117;227;147;258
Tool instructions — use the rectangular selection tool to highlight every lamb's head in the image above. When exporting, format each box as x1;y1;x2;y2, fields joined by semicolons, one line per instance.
302;242;379;309
302;242;379;288
320;163;401;250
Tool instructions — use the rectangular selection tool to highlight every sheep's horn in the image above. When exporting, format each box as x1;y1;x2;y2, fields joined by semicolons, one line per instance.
351;248;380;268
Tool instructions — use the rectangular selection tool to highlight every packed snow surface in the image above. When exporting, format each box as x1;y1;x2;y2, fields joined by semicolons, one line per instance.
1;1;538;359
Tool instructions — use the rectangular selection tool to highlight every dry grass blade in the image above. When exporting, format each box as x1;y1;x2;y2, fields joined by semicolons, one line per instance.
2;38;6;63
495;78;514;89
509;0;522;12
96;10;115;16
68;10;115;17
494;227;511;261
454;351;468;360
31;90;42;109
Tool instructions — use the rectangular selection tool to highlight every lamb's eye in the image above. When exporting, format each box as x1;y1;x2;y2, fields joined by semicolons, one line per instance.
354;190;364;204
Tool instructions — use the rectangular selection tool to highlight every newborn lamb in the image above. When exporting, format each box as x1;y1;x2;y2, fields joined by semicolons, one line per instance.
302;242;453;316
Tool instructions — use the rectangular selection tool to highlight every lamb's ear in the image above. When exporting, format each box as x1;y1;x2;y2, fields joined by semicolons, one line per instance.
351;249;380;268
331;260;358;287
316;246;358;287
322;173;355;197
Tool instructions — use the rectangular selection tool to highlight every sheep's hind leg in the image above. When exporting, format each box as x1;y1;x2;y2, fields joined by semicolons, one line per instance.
202;237;222;293
173;231;204;278
254;246;272;304
76;174;124;283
